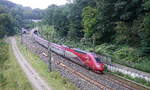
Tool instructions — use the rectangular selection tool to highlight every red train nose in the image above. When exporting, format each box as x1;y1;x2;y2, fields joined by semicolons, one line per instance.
96;63;104;71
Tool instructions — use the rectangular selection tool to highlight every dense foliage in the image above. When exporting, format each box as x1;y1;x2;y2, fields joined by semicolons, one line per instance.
0;0;44;38
43;0;150;56
41;0;150;72
0;0;149;72
0;5;16;38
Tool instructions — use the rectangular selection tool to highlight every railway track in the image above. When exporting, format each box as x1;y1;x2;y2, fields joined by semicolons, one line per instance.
23;34;150;90
52;52;149;90
104;73;150;90
55;61;112;90
102;74;139;90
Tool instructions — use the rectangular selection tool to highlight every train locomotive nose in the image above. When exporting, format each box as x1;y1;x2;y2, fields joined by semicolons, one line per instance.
96;63;104;71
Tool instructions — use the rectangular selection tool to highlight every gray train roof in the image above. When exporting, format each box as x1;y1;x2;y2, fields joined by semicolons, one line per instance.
73;48;90;54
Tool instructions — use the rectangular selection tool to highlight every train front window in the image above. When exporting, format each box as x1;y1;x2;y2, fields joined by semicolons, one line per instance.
95;57;101;63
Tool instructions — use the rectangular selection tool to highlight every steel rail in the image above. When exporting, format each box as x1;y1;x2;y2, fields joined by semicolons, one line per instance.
55;61;112;90
31;33;150;90
53;52;148;90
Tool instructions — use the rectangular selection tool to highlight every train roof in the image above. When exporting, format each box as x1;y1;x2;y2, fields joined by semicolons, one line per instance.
73;48;98;57
73;48;89;54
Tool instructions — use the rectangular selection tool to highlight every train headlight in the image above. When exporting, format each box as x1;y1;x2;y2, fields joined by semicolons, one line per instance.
96;65;101;68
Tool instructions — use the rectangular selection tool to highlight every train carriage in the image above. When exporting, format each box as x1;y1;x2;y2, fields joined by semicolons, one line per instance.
32;30;104;73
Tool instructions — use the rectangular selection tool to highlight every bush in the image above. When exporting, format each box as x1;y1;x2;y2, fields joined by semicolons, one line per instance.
0;73;7;87
94;44;150;73
113;46;140;63
0;41;9;68
95;44;142;63
95;43;117;56
133;59;150;73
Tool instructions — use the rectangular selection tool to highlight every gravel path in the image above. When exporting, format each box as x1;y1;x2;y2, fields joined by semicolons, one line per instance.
10;37;51;90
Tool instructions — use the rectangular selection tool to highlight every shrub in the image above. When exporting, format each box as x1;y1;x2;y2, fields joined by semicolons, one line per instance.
0;41;9;68
95;44;142;63
95;43;117;56
0;72;7;87
133;59;150;73
113;46;140;63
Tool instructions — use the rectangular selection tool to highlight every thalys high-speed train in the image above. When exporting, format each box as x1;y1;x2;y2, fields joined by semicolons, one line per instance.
32;30;104;73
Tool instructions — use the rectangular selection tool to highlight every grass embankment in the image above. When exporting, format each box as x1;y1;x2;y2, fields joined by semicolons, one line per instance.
0;39;33;90
16;37;78;90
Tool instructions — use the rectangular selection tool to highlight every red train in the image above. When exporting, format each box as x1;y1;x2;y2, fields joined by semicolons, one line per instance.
32;31;104;73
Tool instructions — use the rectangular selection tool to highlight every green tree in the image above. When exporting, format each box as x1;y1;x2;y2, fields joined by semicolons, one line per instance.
44;5;58;25
68;0;96;40
94;0;116;43
140;15;150;54
44;5;69;37
0;13;16;37
82;6;97;38
53;6;69;37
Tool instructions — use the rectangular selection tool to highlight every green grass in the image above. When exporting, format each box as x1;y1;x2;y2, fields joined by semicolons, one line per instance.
16;37;78;90
0;40;33;90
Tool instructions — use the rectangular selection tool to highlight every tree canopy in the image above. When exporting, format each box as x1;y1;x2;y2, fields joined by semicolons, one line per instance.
0;0;44;38
42;0;150;55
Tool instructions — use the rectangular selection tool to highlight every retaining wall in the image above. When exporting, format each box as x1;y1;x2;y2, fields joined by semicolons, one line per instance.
107;64;150;81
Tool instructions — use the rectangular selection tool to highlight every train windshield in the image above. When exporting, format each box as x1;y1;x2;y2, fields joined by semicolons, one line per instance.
95;57;102;63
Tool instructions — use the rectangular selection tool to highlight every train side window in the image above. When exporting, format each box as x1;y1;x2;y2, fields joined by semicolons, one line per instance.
34;31;38;34
95;57;102;63
22;31;26;34
74;50;86;54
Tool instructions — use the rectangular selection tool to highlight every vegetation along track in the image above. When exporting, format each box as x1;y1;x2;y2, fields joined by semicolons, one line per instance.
52;51;149;90
29;33;149;90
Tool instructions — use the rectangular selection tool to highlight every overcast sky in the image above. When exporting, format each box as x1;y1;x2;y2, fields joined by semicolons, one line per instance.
8;0;68;9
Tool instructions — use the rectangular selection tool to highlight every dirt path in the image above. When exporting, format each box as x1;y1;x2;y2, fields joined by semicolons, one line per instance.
10;37;51;90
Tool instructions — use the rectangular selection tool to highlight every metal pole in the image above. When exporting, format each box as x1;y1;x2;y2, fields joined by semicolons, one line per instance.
48;46;52;72
48;9;55;72
93;36;96;52
48;8;55;72
21;29;23;44
47;33;52;72
25;30;27;50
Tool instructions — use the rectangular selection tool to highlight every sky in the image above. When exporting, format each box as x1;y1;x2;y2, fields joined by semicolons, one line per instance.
8;0;68;9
